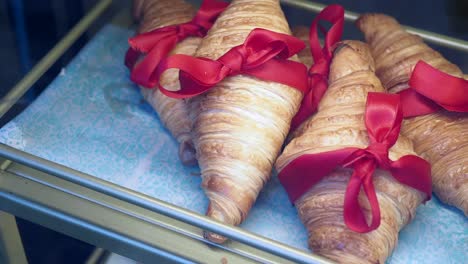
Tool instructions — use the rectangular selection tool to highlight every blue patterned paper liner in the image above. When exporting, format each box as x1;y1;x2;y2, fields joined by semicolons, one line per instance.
0;24;466;263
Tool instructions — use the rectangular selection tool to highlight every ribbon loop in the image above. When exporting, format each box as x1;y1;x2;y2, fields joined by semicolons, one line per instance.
156;55;226;98
124;0;228;88
365;92;403;148
310;4;345;62
243;28;306;61
155;28;308;99
290;4;344;131
401;60;468;117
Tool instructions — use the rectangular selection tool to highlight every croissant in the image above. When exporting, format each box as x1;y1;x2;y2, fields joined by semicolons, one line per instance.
276;41;427;264
356;14;468;215
191;0;303;242
132;0;199;165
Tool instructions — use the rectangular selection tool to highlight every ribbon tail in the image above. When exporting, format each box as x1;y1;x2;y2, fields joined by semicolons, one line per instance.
361;173;381;231
310;77;329;110
290;91;315;131
390;155;432;200
344;160;380;233
290;76;328;131
343;171;369;232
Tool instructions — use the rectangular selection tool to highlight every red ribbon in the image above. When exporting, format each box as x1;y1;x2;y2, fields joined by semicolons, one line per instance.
154;28;309;99
279;92;432;233
124;0;228;88
400;61;468;117
289;4;344;131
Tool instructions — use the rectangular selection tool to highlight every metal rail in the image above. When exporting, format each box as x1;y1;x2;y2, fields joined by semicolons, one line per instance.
281;0;468;52
0;163;271;264
0;143;332;264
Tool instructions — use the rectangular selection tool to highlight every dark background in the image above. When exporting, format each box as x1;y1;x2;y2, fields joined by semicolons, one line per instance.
0;0;467;263
1;1;108;263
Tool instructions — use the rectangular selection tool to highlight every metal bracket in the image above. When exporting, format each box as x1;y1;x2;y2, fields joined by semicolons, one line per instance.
0;211;28;264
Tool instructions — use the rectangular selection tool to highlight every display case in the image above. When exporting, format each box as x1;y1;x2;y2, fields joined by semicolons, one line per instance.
0;1;466;263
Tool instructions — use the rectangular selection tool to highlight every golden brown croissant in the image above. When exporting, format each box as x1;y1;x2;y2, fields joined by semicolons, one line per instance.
276;41;427;264
356;14;468;215
133;0;199;165
191;0;303;242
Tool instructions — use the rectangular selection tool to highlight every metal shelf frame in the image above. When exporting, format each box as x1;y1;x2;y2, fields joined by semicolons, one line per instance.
0;0;466;263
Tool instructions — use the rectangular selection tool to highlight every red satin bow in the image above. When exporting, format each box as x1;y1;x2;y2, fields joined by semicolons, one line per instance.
279;93;432;233
400;61;468;117
289;4;344;131
124;0;228;88
155;28;309;98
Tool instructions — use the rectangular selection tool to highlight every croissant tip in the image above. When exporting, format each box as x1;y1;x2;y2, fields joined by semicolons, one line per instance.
179;137;197;166
355;14;374;33
355;13;398;32
204;202;232;243
204;231;228;244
